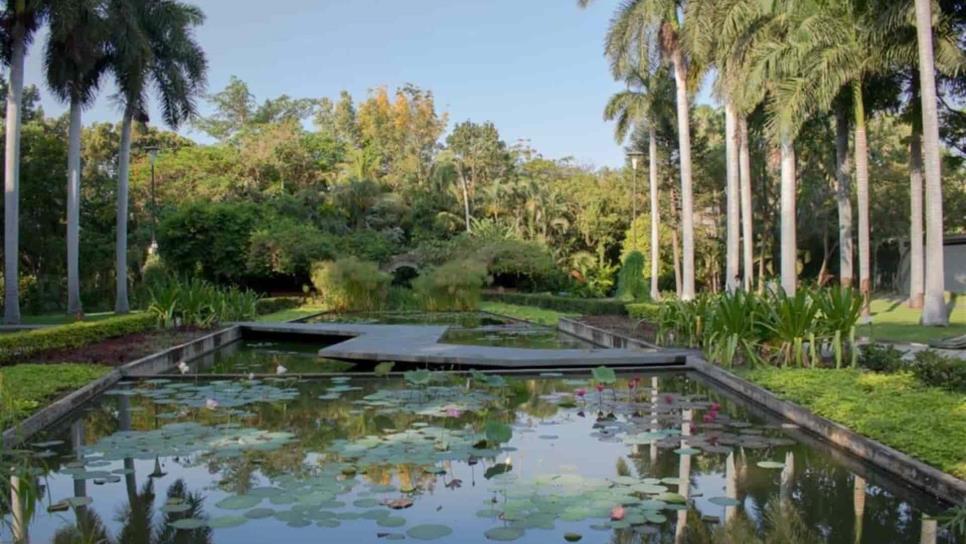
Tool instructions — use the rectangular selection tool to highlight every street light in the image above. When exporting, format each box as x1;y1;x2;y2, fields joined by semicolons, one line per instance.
145;145;160;255
627;150;644;250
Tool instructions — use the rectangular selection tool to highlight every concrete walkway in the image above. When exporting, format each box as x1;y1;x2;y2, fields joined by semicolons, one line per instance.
239;322;692;369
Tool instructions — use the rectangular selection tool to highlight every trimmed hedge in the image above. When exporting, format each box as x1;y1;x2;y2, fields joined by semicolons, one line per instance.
0;313;156;365
482;292;626;315
626;301;661;322
255;296;302;316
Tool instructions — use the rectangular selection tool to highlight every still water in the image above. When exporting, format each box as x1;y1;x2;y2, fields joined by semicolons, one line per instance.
2;372;956;543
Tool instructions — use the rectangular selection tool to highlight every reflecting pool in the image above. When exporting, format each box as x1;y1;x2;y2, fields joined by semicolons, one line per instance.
305;311;512;328
2;372;956;543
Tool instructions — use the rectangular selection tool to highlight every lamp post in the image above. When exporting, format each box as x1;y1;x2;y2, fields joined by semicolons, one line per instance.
627;150;644;250
145;145;160;255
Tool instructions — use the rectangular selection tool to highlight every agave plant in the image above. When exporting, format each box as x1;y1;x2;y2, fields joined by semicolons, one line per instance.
762;289;820;367
704;290;765;367
815;285;863;368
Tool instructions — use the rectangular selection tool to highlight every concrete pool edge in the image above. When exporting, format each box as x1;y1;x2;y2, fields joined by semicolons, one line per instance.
558;317;660;350
1;325;241;448
559;315;966;504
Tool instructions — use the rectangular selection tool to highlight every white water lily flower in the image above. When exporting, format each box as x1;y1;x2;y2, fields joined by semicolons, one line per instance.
205;398;219;410
276;364;288;375
177;361;190;375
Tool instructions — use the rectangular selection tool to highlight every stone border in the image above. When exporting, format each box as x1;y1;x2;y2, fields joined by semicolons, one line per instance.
558;316;660;350
1;325;241;448
690;359;966;505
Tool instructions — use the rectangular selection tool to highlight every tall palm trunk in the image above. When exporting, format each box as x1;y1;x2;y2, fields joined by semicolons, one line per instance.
725;102;740;292
457;166;472;233
908;118;925;309
3;23;25;325
915;0;948;325
67;98;84;316
671;47;695;300
115;109;133;314
780;134;797;294
853;81;871;316
648;125;661;301
834;108;854;287
738;116;754;291
670;185;682;296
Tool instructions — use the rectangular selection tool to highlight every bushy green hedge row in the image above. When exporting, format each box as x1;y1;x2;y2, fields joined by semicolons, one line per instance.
860;345;966;392
413;260;488;311
481;292;627;315
0;314;156;365
626;301;661;322
255;297;303;315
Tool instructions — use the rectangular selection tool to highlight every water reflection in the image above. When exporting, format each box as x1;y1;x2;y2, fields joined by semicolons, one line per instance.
1;373;957;544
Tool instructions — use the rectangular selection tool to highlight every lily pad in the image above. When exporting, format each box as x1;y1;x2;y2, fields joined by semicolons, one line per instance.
564;532;583;542
407;524;453;540
708;496;740;507
216;494;262;510
170;518;206;530
208;515;247;529
484;526;525;541
757;461;786;469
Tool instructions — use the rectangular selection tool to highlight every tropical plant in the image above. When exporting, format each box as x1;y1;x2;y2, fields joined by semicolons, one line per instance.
106;0;208;313
147;276;259;327
569;251;617;298
412;259;488;312
615;250;647;302
311;257;390;312
45;0;110;317
761;289;821;367
704;289;765;367
814;285;862;368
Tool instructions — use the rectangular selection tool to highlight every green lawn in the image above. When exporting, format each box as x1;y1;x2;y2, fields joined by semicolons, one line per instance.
19;311;127;326
480;301;577;326
256;304;328;322
743;367;966;479
0;363;111;430
864;295;966;344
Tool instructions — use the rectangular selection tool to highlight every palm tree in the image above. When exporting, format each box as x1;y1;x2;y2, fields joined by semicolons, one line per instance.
106;0;207;313
45;0;109;318
1;0;46;324
603;49;673;301
914;0;948;325
581;0;697;299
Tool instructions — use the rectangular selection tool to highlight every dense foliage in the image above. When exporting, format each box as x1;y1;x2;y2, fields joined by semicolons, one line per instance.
311;258;390;312
146;277;260;327
412;260;488;311
0;363;110;429
615;251;647;301
482;292;627;316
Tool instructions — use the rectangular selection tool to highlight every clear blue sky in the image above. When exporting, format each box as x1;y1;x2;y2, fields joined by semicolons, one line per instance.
24;0;711;168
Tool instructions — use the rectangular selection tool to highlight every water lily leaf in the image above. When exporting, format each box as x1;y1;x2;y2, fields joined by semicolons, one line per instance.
708;496;740;507
564;533;583;542
161;503;192;513
484;526;525;541
485;421;512;444
378;516;407;527
591;366;617;384
170;518;206;530
244;508;275;519
216;495;261;510
65;496;93;508
407;524;453;540
374;362;395;376
757;461;786;469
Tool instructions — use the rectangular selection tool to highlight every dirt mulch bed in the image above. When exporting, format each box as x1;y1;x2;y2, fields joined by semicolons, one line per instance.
32;327;212;367
576;315;659;344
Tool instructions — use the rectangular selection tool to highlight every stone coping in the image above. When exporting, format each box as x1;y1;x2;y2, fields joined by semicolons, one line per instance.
558;317;660;350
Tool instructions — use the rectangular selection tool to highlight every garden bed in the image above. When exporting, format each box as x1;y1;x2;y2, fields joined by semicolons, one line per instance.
575;314;658;344
30;326;210;367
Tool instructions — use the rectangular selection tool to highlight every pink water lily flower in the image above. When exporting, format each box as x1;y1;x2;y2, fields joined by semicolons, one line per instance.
610;505;625;520
574;388;587;398
205;398;219;410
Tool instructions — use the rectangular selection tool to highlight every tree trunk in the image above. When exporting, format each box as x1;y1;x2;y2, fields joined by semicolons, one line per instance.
853;81;871;316
67;98;84;316
725;102;740;292
457;166;472;233
115;110;133;314
738;115;754;291
671;47;695;300
780;134;797;294
648;125;661;301
3;25;25;325
835;108;854;288
670;186;682;296
915;0;948;325
909;118;925;309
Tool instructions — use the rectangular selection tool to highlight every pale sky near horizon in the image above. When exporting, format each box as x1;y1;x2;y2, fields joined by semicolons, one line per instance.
23;0;712;168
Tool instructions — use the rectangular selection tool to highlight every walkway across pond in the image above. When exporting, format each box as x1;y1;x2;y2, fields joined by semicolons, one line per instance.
239;321;693;369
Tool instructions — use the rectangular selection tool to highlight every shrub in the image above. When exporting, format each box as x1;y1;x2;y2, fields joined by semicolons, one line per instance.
311;257;390;311
246;219;336;278
858;344;905;373
413;259;488;311
481;292;627;315
0;314;157;365
476;239;560;290
615;251;647;302
626;301;661;322
910;350;966;392
158;201;258;283
336;231;400;264
569;251;617;298
255;296;302;315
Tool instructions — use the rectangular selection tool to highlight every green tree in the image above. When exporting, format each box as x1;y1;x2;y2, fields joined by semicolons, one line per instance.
45;0;110;317
445;120;511;232
106;0;207;313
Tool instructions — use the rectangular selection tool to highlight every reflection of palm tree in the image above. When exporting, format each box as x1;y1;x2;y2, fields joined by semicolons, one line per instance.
154;479;212;544
853;476;866;544
52;506;110;544
114;479;156;544
675;408;693;543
